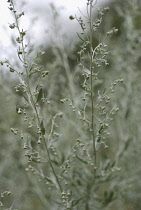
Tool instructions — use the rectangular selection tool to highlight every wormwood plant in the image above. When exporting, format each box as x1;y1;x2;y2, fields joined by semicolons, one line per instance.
102;1;141;208
1;0;124;209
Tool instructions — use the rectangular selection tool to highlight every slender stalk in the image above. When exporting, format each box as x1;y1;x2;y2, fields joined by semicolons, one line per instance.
12;1;39;121
11;0;63;196
42;136;63;192
89;1;97;174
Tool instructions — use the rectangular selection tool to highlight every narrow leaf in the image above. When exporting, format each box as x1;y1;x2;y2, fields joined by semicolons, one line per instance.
83;67;91;75
77;32;85;42
36;88;42;103
40;119;45;135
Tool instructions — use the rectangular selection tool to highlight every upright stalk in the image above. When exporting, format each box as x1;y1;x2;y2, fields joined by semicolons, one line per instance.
11;0;63;196
89;1;97;175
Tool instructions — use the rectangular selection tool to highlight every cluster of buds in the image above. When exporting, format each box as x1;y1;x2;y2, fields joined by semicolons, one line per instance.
107;28;118;36
41;70;49;77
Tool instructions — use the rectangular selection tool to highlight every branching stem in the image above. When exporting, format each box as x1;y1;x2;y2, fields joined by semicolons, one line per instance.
11;0;63;197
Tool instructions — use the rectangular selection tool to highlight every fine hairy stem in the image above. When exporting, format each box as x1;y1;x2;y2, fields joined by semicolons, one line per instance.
11;0;63;196
89;1;97;175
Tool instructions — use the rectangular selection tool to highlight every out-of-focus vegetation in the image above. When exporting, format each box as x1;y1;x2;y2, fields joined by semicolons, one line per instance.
0;0;141;209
